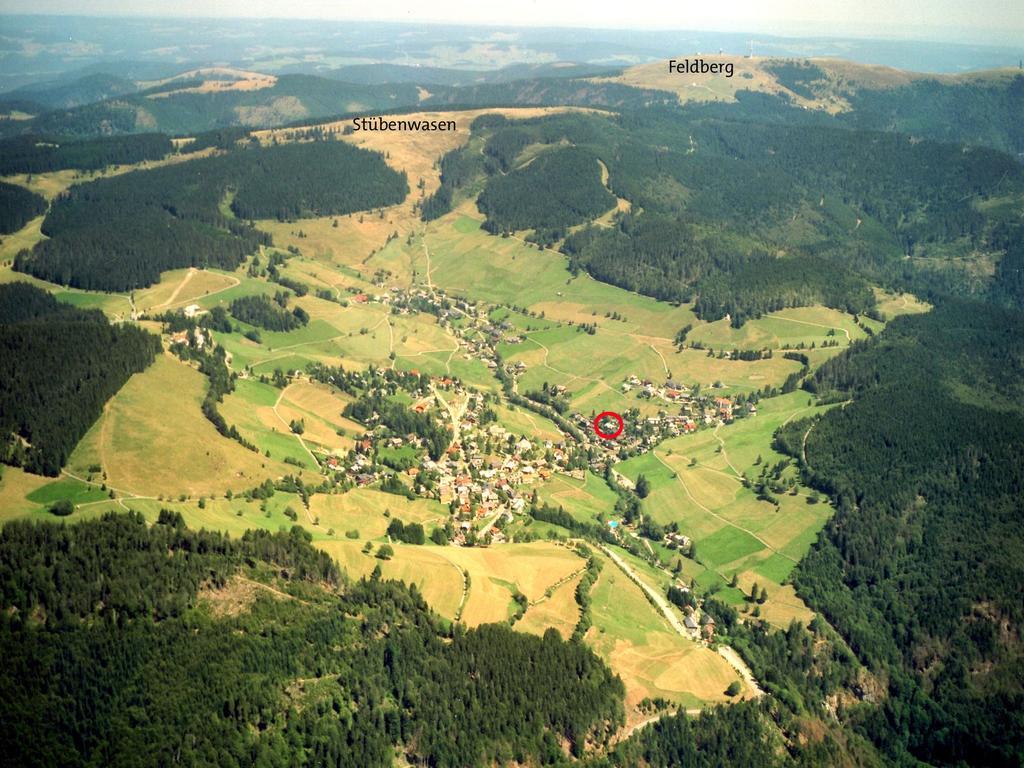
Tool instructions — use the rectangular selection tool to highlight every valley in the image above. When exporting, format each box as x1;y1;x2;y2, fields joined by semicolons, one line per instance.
0;26;1021;766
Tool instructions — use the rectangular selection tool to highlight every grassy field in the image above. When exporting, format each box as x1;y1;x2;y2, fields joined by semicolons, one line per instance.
134;267;241;315
536;471;620;526
517;571;583;639
493;402;563;442
585;553;745;716
221;377;365;465
309;489;447;540
686;305;872;351
0;467;123;523
615;391;833;627
873;288;931;320
66;354;297;498
219;378;320;468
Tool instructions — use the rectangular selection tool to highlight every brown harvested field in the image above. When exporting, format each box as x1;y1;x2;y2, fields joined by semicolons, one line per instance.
277;381;363;444
260;215;408;272
436;542;584;626
734;569;815;626
317;539;465;619
66;353;296;498
270;400;341;448
134;267;241;314
517;571;583;639
585;558;745;713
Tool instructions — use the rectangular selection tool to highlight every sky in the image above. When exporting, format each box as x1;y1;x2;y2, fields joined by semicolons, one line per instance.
2;0;1022;45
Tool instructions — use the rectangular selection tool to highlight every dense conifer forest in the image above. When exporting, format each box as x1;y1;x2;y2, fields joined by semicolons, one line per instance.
13;139;407;291
0;512;627;767
774;300;1024;765
0;132;172;175
477;146;615;234
0;181;46;234
0;283;160;475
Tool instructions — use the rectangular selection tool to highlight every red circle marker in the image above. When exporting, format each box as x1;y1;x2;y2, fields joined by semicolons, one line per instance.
594;411;624;440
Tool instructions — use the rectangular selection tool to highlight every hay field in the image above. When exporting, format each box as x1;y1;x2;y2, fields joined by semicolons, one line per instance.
517;571;583;639
436;543;583;626
585;556;745;713
66;354;296;498
615;392;836;627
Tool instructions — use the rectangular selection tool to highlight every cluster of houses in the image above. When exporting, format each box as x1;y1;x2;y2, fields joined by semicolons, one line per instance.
621;374;755;425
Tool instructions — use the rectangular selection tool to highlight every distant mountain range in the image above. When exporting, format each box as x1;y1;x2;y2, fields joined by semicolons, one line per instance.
1;55;1019;158
1;13;1021;95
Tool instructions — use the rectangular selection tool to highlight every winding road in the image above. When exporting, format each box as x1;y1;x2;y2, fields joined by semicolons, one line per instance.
598;544;764;697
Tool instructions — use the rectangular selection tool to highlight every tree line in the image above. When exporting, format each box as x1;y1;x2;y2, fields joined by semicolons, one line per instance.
0;282;160;475
0;512;627;766
14;139;407;291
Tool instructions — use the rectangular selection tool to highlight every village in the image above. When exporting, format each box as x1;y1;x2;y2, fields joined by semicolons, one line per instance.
161;283;754;568
303;284;756;565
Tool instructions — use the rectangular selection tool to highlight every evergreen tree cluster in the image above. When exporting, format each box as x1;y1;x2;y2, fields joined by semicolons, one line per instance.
0;132;172;175
0;181;46;234
229;294;308;332
0;512;627;766
0;282;160;475
477;146;615;234
14;140;407;291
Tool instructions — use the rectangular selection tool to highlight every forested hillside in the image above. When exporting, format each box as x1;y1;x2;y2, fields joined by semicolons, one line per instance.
0;181;46;234
0;512;627;766
839;74;1024;156
0;132;171;175
774;300;1024;765
477;146;615;235
458;106;1024;324
0;283;160;475
14;139;407;291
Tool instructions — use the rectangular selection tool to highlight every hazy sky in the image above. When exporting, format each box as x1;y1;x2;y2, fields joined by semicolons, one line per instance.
3;0;1022;45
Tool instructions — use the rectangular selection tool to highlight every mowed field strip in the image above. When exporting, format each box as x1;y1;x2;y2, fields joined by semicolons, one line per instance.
66;354;298;498
616;391;836;627
585;553;747;721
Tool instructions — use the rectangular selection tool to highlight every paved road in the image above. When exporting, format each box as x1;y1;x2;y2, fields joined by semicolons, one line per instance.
599;544;765;699
718;645;764;697
599;545;692;637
